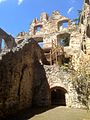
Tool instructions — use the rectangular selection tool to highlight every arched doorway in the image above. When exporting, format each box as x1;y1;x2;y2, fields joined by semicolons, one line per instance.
51;87;67;106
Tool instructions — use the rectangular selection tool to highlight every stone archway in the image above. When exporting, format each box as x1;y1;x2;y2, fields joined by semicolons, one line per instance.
51;87;67;106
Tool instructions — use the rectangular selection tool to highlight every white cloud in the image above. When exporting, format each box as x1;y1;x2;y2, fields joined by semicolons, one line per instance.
18;0;24;5
0;0;7;4
67;7;74;14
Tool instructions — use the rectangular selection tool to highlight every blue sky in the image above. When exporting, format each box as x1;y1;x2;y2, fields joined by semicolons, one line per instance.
0;0;83;37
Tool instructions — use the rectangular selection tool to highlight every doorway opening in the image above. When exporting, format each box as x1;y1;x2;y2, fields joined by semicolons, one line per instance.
51;87;67;106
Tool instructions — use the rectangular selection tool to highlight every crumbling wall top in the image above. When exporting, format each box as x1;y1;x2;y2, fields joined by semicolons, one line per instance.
40;12;49;22
50;10;61;20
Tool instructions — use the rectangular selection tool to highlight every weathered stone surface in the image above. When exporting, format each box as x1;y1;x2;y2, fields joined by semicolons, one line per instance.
0;0;90;118
0;38;49;118
44;65;85;108
0;28;16;52
32;63;50;107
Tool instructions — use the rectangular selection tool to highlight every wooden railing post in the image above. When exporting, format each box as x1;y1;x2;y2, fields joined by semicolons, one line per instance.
50;50;52;65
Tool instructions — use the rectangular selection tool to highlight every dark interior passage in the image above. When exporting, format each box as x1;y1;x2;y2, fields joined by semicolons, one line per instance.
51;87;66;106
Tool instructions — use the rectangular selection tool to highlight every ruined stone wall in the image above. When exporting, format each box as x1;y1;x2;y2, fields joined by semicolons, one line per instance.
68;0;90;70
29;11;70;35
0;39;49;118
16;11;72;48
80;0;90;55
9;0;90;112
64;0;90;69
0;28;16;52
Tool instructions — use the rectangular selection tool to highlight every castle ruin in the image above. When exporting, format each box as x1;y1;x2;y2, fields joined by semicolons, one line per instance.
0;0;90;118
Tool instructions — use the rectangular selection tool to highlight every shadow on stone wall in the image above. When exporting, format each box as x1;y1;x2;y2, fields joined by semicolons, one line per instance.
3;106;58;120
32;52;50;107
0;39;50;119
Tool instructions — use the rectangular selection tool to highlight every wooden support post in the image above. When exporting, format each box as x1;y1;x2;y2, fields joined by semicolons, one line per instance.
50;50;52;65
55;50;58;65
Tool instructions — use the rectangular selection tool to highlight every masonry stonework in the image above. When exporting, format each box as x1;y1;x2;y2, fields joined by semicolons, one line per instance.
0;0;89;118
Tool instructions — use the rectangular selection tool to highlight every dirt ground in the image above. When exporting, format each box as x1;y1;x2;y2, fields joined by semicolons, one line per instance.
30;106;90;120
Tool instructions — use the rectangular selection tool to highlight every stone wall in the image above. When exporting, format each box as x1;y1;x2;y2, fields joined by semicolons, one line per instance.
80;0;90;55
0;38;49;118
15;0;90;72
44;65;85;108
15;10;72;48
0;0;90;118
0;28;16;52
